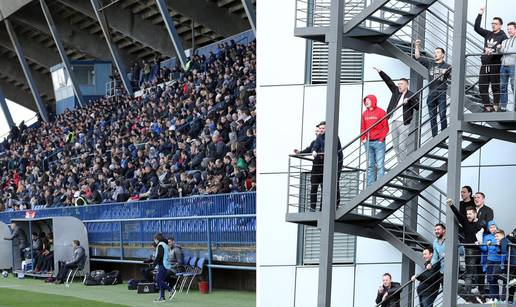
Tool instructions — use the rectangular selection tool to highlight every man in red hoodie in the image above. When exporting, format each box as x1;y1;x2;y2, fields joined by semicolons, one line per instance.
361;95;389;186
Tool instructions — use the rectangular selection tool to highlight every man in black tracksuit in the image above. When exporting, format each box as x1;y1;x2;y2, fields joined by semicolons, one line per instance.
448;200;484;302
474;6;507;112
412;247;442;307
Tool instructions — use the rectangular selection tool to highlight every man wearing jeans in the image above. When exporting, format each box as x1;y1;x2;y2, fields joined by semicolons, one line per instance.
498;21;516;112
361;95;389;186
414;40;451;137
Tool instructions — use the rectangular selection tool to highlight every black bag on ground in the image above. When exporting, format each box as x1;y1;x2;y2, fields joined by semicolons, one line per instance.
84;270;106;286
128;279;143;290
100;270;122;285
137;282;158;294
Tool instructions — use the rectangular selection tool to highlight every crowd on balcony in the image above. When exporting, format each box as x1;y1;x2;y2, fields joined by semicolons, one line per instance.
0;40;256;212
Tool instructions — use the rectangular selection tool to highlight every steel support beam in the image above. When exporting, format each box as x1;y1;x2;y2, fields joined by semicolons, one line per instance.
90;0;133;96
3;18;49;122
343;0;389;34
154;0;187;68
380;40;429;79
13;5;137;63
56;0;181;58
240;0;256;35
461;123;516;144
167;0;249;37
0;55;54;103
317;0;344;306
443;1;468;306
0;25;59;68
39;0;84;108
401;13;426;307
0;87;15;128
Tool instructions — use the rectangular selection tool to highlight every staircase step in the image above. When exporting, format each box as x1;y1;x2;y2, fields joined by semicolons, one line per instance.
397;172;434;183
411;163;447;173
367;16;405;27
361;202;397;212
372;192;412;202
424;153;447;161
462;135;485;143
380;6;416;16
397;0;431;6
384;182;422;192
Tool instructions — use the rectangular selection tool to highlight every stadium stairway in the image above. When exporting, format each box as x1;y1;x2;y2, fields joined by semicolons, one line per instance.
287;0;516;268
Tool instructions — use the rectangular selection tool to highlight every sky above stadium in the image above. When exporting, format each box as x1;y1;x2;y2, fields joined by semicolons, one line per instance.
0;100;36;138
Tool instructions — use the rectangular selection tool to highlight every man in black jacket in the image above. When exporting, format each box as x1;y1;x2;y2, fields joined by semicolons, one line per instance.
474;192;494;229
3;222;28;263
448;199;484;302
475;6;508;112
374;67;419;160
412;247;441;307
294;124;323;211
376;273;401;307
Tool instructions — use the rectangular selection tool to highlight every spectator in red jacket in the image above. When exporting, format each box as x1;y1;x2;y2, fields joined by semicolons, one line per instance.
361;95;389;186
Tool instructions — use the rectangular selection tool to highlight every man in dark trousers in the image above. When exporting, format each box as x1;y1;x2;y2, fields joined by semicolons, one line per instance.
375;273;401;307
294;123;323;211
311;122;343;209
448;199;484;303
412;247;441;307
474;6;508;112
54;240;86;284
373;67;419;160
414;40;451;137
3;222;28;264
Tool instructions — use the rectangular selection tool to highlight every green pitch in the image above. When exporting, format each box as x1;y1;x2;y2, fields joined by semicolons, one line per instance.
0;275;255;307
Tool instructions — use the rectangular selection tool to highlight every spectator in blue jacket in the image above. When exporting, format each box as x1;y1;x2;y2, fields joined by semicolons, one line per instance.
480;224;508;302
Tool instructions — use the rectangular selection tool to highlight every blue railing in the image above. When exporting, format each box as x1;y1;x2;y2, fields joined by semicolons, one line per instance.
0;192;255;249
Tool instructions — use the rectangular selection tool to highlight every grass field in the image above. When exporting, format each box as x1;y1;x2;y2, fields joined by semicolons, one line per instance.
0;275;255;307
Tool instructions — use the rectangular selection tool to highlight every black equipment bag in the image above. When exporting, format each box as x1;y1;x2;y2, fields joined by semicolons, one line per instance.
100;270;122;285
137;282;158;294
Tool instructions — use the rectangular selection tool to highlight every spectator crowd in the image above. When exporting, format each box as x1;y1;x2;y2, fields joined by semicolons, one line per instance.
0;40;256;211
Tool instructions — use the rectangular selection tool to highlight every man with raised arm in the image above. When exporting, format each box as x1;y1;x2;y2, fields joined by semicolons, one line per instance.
414;40;451;137
373;67;419;161
474;6;507;112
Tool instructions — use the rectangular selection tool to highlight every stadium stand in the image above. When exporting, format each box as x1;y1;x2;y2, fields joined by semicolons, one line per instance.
0;39;256;212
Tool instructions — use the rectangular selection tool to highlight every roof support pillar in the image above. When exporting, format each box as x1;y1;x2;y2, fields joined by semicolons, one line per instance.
90;0;133;96
154;0;187;68
3;17;49;122
40;0;85;108
241;0;256;35
0;87;15;128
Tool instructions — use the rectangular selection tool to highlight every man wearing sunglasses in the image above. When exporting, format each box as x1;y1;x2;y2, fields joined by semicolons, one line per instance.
474;6;507;112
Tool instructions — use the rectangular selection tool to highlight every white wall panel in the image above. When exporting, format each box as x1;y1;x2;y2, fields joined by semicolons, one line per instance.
258;266;297;307
355;237;402;264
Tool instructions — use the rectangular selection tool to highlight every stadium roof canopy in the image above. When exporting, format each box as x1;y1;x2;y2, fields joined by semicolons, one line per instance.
0;0;255;113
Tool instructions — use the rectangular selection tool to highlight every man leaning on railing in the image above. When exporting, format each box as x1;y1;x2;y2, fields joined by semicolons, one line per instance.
506;228;516;304
375;273;401;307
411;246;442;307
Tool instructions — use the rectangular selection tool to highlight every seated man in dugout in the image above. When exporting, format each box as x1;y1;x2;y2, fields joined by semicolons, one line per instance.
54;240;86;284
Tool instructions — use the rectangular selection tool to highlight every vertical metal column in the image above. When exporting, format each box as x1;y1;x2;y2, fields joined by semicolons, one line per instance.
90;0;133;96
401;13;426;307
39;0;85;108
0;87;15;129
317;0;343;306
3;18;50;122
241;0;256;35
154;0;187;68
443;1;468;306
207;218;213;293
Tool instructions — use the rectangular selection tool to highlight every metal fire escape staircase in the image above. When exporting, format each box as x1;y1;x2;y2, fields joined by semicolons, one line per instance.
288;0;516;269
